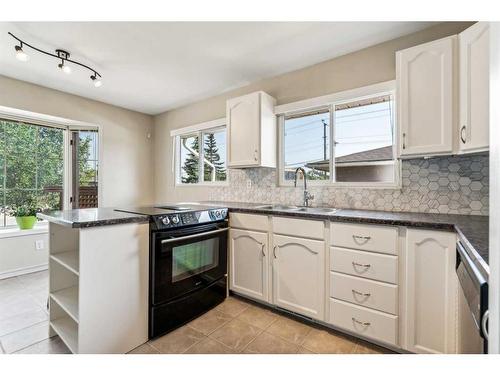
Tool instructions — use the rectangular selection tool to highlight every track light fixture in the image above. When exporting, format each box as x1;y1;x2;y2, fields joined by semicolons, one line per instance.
8;32;102;87
15;43;29;62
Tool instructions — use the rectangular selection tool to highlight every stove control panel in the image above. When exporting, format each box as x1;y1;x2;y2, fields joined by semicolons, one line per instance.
152;208;228;229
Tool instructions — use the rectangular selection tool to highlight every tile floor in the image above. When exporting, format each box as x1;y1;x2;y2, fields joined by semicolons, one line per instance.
1;270;394;354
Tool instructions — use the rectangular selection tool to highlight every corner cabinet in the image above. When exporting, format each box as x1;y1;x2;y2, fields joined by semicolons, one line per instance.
403;229;458;354
226;91;277;168
397;36;457;158
272;235;325;320
229;228;269;303
459;22;490;153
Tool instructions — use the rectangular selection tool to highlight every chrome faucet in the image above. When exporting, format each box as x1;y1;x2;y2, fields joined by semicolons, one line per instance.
294;167;314;207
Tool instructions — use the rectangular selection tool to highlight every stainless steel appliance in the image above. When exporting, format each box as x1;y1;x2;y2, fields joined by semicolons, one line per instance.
456;240;489;353
116;204;229;339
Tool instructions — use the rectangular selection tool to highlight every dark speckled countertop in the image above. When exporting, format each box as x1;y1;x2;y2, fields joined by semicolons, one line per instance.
39;202;489;275
202;201;489;275
37;208;149;228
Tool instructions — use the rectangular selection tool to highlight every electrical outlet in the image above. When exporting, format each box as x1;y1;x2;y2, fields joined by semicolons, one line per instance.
246;180;252;189
35;240;44;251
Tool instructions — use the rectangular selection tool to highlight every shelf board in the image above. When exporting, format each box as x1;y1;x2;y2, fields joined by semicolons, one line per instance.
50;286;79;323
50;317;78;354
50;251;79;276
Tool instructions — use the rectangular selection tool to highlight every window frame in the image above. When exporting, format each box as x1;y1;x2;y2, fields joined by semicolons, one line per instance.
277;81;401;188
172;118;229;187
0;105;102;229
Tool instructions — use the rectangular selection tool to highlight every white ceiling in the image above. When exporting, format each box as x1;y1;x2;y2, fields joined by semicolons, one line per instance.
0;22;435;115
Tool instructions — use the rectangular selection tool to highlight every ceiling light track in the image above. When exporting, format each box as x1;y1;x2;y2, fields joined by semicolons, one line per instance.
8;32;103;87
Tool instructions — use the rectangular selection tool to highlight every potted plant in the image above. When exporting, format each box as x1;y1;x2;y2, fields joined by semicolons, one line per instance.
4;194;41;230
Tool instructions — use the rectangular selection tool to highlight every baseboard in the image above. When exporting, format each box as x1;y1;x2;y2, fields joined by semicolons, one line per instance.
0;263;48;280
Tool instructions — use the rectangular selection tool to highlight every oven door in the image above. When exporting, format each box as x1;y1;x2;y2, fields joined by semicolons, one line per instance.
151;221;228;305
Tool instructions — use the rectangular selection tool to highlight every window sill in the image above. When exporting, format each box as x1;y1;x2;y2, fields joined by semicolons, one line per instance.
0;223;49;239
175;182;230;188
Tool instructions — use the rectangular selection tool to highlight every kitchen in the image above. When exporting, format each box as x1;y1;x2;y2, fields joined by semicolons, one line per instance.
0;7;498;370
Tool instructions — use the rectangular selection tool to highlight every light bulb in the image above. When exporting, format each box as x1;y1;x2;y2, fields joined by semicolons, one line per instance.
58;62;71;74
15;45;29;62
90;74;102;88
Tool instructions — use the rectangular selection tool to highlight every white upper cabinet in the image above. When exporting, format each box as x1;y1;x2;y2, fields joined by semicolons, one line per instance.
459;22;490;153
397;36;457;157
226;91;277;168
272;234;325;320
403;229;458;354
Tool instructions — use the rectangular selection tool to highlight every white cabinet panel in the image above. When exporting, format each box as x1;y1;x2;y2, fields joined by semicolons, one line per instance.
273;216;324;240
230;212;268;232
331;222;398;255
273;235;325;320
403;229;458;354
229;228;269;302
330;272;398;315
397;36;457;157
226;91;276;168
459;22;490;153
330;299;398;346
330;247;398;284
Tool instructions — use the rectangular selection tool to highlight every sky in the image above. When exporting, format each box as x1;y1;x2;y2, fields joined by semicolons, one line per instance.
284;99;394;169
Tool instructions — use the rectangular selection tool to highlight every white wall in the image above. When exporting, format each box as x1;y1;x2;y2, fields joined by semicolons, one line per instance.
0;75;154;277
153;22;473;204
0;232;48;279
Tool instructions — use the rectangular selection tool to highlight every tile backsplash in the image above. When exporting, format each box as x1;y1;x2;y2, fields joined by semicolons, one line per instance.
209;154;489;215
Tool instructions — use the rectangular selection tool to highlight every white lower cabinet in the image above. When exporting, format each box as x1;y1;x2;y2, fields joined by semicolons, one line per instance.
229;228;269;303
330;299;399;346
272;234;325;320
403;228;458;354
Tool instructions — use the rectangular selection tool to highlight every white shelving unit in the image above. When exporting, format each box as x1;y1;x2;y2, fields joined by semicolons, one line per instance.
47;221;149;354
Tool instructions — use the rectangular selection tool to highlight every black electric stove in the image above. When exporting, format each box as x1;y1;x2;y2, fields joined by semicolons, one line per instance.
115;203;229;338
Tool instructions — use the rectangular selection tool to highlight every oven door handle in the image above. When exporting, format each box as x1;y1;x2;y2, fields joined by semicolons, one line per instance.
160;227;229;244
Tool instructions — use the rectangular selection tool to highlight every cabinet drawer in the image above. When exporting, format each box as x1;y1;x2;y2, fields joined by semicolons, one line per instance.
330;247;398;284
230;213;268;232
330;272;398;315
331;222;398;255
272;216;324;240
330;299;398;346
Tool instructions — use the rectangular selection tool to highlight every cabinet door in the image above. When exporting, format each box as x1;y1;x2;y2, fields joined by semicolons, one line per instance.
227;92;260;167
272;235;325;320
229;229;269;302
459;22;490;153
397;36;456;157
403;229;458;354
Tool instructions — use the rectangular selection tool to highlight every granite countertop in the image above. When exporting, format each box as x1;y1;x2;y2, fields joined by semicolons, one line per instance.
39;201;489;275
202;201;489;274
37;208;149;228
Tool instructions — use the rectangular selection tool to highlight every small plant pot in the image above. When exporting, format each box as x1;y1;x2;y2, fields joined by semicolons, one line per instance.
15;216;37;230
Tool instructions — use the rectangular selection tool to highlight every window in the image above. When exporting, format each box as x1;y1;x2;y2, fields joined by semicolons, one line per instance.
175;123;227;185
0;117;99;228
279;86;398;186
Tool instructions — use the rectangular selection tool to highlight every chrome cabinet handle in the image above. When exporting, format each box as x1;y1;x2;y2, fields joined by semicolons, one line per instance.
352;235;371;244
254;149;258;161
352;317;371;326
352;289;371;297
352;261;371;268
482;310;489;340
273;245;278;259
402;133;406;150
461;125;467;144
260;243;265;257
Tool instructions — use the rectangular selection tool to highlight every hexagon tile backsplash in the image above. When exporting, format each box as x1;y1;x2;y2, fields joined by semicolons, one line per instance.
209;154;489;216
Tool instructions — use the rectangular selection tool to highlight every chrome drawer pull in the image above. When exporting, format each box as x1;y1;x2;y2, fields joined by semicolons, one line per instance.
352;289;371;297
352;235;371;244
352;317;371;326
352;261;371;268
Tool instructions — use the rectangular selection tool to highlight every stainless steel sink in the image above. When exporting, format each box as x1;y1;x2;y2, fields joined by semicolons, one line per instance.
255;204;299;210
255;204;336;214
